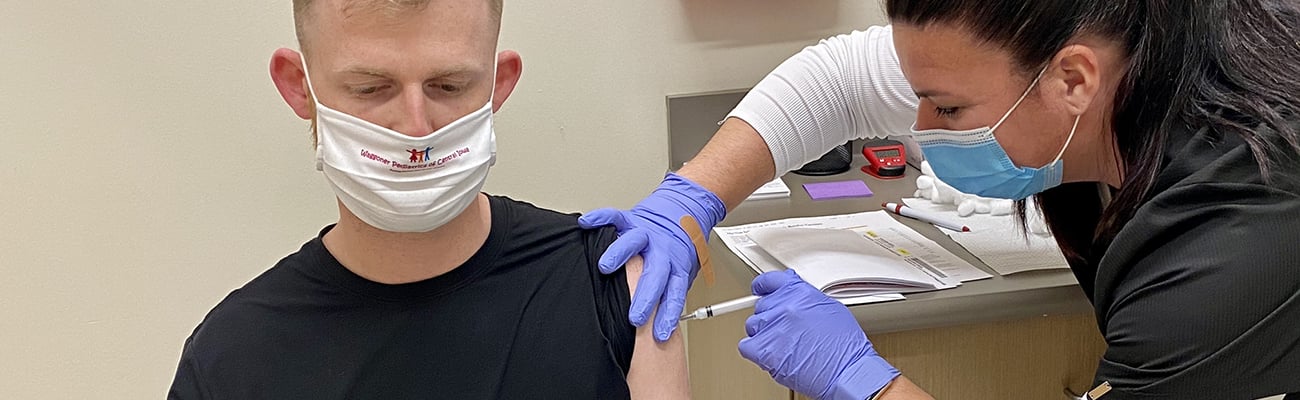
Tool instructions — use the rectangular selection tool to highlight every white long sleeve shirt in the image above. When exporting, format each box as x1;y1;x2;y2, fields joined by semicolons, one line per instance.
726;26;919;177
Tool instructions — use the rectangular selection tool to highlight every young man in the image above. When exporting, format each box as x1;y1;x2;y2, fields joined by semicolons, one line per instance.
167;0;688;398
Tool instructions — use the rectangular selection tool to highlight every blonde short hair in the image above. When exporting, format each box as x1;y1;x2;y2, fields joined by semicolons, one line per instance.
291;0;503;144
293;0;503;50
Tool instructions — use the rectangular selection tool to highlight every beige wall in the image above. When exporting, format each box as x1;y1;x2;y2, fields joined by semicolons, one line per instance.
0;1;884;398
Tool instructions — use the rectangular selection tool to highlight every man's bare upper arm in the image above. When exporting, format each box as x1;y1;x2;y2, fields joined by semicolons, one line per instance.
623;256;691;399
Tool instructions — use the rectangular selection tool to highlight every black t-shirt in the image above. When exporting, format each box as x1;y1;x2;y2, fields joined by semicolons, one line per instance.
168;196;636;400
1086;123;1300;399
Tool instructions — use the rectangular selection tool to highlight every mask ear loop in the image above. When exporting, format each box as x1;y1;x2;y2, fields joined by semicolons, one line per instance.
298;56;328;171
486;51;501;166
487;52;500;105
1052;115;1081;162
300;59;318;100
990;64;1078;165
991;65;1050;132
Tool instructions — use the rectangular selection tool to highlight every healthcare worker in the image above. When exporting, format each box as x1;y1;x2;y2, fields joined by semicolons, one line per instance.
580;0;1300;399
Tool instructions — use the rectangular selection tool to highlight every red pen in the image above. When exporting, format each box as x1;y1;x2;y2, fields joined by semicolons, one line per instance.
882;202;971;232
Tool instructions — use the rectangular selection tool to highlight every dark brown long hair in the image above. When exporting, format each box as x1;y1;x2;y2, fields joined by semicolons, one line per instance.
886;0;1300;266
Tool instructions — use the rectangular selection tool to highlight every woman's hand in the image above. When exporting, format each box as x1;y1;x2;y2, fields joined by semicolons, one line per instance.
739;270;900;400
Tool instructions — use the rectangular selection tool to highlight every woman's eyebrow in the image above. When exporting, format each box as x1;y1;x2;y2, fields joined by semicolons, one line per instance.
914;89;954;99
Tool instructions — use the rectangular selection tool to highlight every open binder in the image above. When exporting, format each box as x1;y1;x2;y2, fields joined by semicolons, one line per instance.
748;227;960;297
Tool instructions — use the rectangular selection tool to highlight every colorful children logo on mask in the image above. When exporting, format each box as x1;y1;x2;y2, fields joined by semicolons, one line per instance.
359;146;470;172
407;146;436;163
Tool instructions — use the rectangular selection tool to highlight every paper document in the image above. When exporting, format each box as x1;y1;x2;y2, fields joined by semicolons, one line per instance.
902;198;1069;275
745;177;791;201
714;211;990;300
749;227;959;297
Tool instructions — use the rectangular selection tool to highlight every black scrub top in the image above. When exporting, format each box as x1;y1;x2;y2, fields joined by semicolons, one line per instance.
1082;121;1300;399
168;196;637;400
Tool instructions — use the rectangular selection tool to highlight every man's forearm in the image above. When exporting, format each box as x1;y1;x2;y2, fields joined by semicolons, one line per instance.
675;118;776;212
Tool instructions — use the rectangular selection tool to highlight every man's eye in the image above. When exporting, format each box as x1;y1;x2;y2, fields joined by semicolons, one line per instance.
352;86;385;95
935;107;960;117
429;83;464;94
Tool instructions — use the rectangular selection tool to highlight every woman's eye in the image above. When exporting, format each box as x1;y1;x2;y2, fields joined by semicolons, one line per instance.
935;107;960;117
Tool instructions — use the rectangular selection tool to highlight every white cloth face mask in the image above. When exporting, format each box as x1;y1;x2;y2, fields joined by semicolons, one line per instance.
302;61;498;233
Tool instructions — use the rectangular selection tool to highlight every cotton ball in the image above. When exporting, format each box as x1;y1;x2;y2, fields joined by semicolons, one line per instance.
974;199;992;214
928;183;946;202
916;175;934;190
933;180;961;205
955;193;973;203
928;169;967;207
989;200;1013;216
933;187;953;204
914;176;936;200
956;200;976;217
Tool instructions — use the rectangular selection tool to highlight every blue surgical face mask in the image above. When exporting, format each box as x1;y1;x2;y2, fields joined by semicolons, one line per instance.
909;66;1080;200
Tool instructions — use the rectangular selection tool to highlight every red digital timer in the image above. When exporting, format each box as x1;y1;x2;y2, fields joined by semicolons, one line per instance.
861;139;907;179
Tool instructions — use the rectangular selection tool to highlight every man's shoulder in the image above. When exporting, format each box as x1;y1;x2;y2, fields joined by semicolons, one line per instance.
179;244;325;365
180;289;259;360
484;195;624;305
490;194;579;225
489;194;618;251
183;278;284;353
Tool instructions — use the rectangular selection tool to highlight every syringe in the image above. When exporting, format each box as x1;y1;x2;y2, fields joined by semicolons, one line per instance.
679;295;761;321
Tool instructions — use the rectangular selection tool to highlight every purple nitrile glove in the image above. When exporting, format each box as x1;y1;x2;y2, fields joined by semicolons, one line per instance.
577;172;726;341
739;270;900;400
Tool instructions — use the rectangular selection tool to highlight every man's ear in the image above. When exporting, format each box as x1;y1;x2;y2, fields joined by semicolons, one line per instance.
491;50;523;113
269;48;314;120
1052;44;1101;116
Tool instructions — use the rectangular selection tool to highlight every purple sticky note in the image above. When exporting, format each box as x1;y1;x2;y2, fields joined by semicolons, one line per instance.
803;180;873;200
